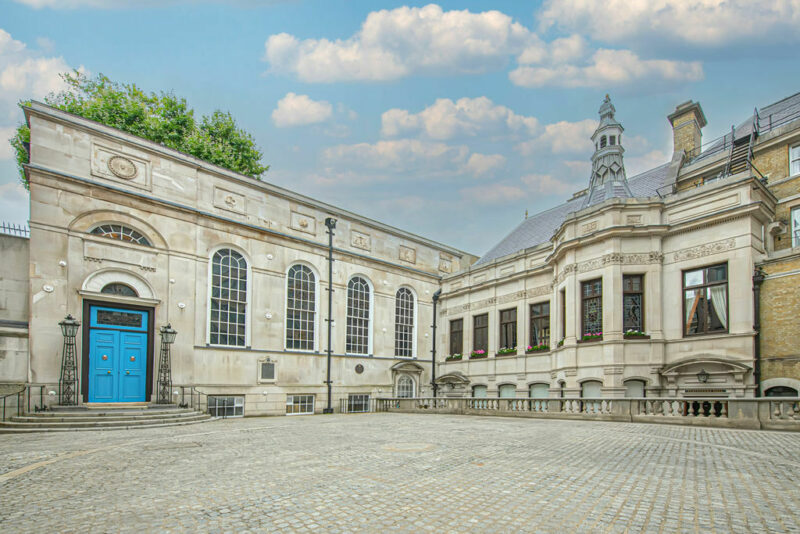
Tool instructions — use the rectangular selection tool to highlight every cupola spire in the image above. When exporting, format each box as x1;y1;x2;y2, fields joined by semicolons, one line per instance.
582;94;632;208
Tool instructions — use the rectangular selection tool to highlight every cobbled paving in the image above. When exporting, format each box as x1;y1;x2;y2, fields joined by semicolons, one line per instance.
2;414;800;533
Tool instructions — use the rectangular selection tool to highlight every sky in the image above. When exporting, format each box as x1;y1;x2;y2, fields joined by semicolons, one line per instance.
1;0;798;256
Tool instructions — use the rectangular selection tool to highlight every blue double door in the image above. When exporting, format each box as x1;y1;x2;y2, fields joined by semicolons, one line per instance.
88;306;149;403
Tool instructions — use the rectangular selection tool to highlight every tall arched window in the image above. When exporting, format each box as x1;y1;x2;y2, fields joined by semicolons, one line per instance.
346;276;371;355
209;248;248;346
90;224;151;246
394;288;415;357
286;264;316;351
397;375;414;398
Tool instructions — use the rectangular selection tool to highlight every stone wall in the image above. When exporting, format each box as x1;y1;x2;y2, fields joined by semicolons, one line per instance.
0;234;29;383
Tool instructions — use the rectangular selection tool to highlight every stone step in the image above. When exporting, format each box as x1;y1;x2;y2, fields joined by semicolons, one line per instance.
25;408;196;418
0;416;212;434
11;411;202;423
0;412;211;433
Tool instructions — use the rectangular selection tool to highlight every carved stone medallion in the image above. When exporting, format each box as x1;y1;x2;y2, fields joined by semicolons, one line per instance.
107;155;138;179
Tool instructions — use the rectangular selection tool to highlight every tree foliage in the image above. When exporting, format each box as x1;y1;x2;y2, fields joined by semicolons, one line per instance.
11;72;268;188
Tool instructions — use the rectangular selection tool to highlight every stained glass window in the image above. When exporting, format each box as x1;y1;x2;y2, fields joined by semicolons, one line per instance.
623;275;643;332
581;279;602;336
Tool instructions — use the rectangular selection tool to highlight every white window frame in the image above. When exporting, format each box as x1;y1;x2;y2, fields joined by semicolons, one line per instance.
792;205;800;248
284;262;320;352
286;394;315;415
397;375;415;398
208;395;245;418
345;274;374;356
394;286;418;358
206;245;252;348
347;394;371;413
791;144;800;177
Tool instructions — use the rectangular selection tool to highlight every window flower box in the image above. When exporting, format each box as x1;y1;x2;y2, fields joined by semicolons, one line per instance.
579;332;603;343
446;353;463;361
469;350;488;359
496;347;517;356
623;330;650;340
525;344;549;354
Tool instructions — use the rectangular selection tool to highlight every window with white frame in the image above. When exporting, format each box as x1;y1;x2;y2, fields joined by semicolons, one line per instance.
208;396;244;418
397;375;414;398
209;249;248;346
394;288;415;357
792;206;800;248
90;224;152;246
286;394;315;415
791;144;800;176
347;394;370;413
286;265;316;350
346;276;371;355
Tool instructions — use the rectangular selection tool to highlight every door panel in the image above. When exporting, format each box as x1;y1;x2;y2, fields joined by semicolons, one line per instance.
89;330;118;402
119;332;147;402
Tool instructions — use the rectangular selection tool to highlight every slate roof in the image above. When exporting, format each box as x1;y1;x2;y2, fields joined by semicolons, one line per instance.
474;163;671;266
689;91;800;165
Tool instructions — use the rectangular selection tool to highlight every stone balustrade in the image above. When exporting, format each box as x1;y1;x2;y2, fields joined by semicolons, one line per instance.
374;397;800;431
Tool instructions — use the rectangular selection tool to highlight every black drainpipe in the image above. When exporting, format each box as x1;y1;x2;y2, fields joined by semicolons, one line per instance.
431;289;442;398
323;217;337;413
752;266;765;397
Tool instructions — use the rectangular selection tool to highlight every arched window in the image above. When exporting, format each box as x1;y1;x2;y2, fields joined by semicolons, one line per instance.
394;288;415;357
499;384;516;398
346;276;371;355
101;283;138;297
472;385;487;398
286;265;316;351
765;386;799;397
90;224;151;246
397;375;414;398
624;379;646;398
209;248;248;346
600;136;607;148
581;380;602;398
529;383;549;399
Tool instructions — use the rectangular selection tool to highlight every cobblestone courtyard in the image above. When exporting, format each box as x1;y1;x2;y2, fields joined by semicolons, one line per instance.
2;414;800;533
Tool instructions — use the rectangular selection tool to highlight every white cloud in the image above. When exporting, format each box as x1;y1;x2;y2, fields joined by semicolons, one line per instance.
264;4;532;82
463;153;505;177
516;119;596;156
0;29;72;122
510;48;703;89
323;139;469;173
626;149;670;177
271;92;332;127
381;96;538;140
0;126;17;159
520;173;572;195
538;0;800;47
0;181;29;224
460;183;525;206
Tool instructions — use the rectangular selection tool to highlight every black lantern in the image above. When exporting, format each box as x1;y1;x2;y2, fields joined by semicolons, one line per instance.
58;314;80;406
696;369;709;383
156;323;177;404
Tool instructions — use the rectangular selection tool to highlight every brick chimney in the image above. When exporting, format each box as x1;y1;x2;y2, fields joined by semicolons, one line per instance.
667;100;707;158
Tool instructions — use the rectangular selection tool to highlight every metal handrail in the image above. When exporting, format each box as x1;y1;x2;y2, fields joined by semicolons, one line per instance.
1;386;26;422
177;385;209;414
0;222;30;238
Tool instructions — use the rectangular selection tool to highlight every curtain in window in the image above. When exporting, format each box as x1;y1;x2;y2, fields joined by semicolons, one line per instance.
709;286;728;328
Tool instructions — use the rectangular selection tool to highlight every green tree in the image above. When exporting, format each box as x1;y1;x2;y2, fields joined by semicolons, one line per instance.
11;71;268;188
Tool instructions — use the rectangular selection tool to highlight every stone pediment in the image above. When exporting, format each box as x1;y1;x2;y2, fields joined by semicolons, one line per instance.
435;371;470;385
391;361;424;373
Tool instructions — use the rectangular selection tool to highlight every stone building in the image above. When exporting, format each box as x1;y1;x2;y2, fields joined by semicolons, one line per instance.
435;93;800;401
1;90;798;414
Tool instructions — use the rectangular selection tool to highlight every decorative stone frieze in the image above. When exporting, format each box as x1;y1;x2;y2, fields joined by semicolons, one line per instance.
581;221;598;235
626;214;643;225
399;245;416;264
672;238;736;262
214;186;245;215
290;211;316;235
351;230;371;251
438;253;453;273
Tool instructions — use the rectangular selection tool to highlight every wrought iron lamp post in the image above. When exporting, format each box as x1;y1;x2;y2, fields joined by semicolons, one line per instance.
156;323;177;404
58;314;81;406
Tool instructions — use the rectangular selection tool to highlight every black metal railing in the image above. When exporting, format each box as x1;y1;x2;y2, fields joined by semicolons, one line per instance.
177;385;208;414
0;222;29;238
1;386;25;422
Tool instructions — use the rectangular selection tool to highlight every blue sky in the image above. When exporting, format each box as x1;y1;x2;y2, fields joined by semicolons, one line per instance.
1;0;798;255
